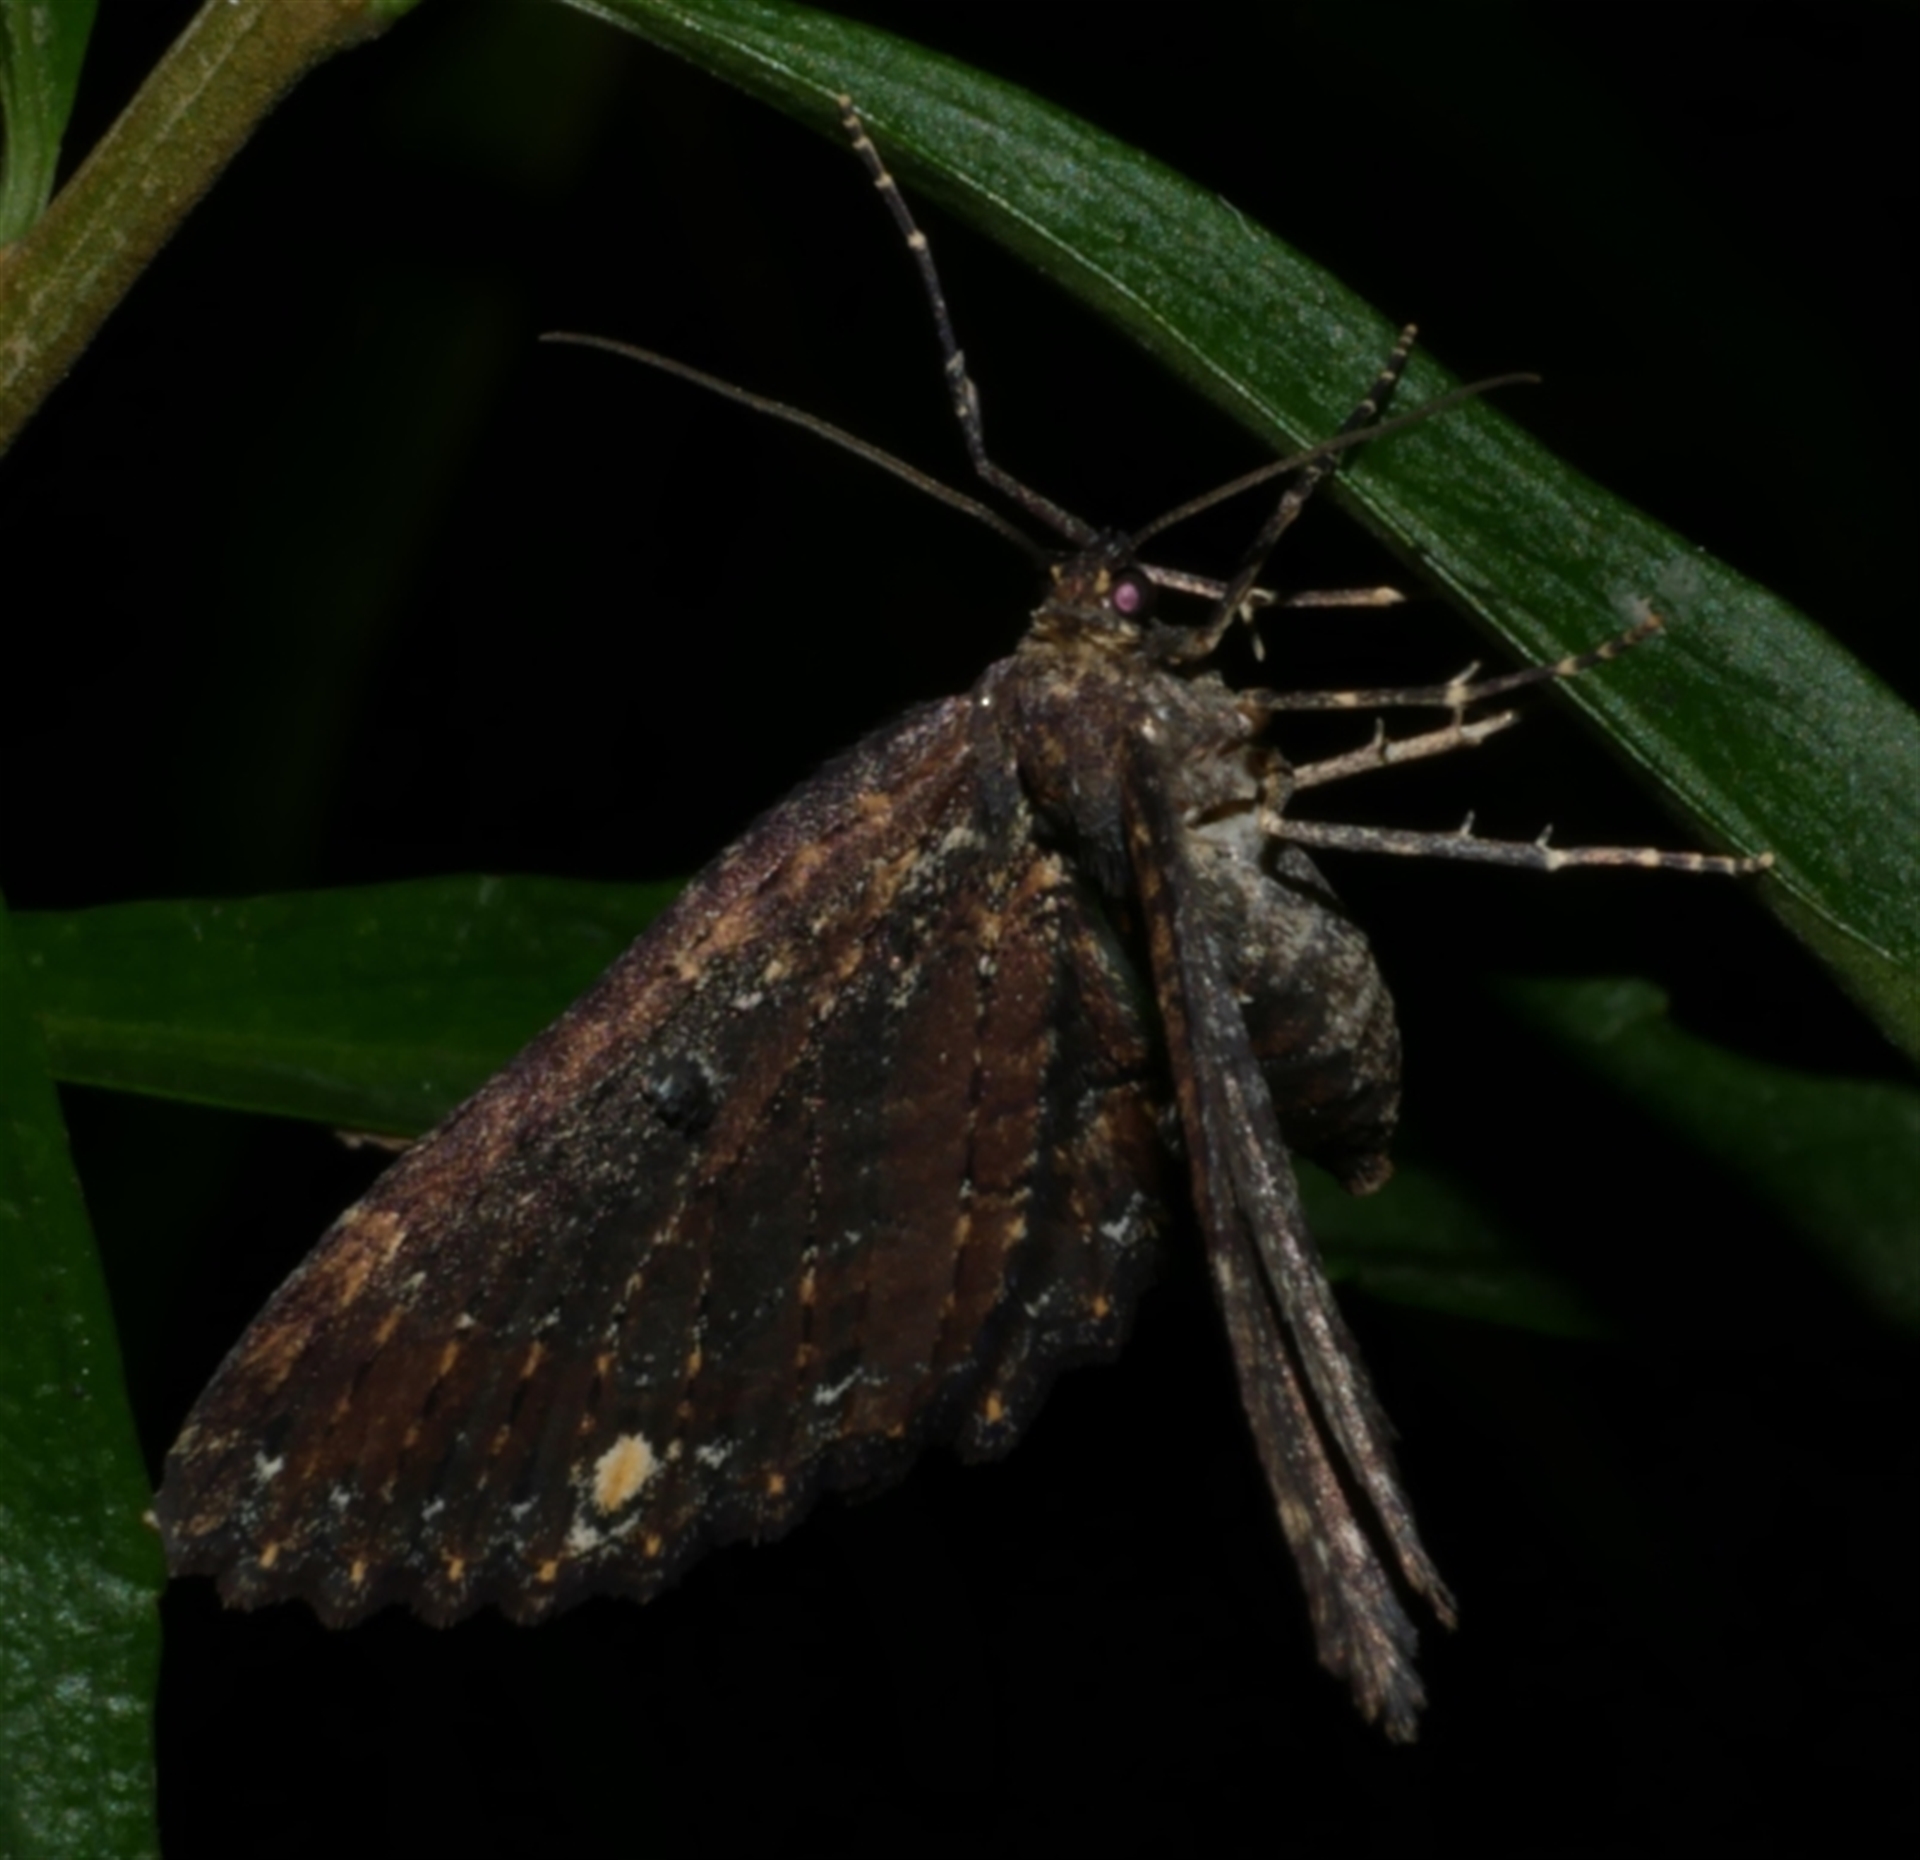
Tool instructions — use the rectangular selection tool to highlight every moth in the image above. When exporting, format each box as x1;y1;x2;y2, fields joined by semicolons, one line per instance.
156;101;1766;1741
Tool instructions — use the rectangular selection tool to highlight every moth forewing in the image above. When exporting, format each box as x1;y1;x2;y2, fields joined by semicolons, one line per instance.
156;690;1181;1631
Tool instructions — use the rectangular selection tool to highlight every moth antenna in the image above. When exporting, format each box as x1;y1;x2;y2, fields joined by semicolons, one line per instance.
1191;329;1424;655
557;106;1535;626
838;96;1099;550
539;332;1049;564
1135;354;1536;659
1132;368;1538;552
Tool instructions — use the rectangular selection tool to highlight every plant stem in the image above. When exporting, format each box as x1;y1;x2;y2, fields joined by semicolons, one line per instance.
0;0;409;459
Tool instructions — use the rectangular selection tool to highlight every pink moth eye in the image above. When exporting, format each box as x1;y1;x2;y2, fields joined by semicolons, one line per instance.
1109;571;1154;619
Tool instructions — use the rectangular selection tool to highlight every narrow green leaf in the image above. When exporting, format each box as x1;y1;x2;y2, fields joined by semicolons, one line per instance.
559;0;1918;1053
0;0;98;240
0;891;161;1860
39;879;1910;1344
17;880;1605;1337
1499;975;1920;1331
14;879;679;1136
1306;1159;1606;1341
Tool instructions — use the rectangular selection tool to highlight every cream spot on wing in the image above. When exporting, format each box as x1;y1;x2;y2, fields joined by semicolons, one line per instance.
591;1433;658;1514
254;1270;372;1389
320;1207;409;1307
787;841;831;885
346;1204;408;1251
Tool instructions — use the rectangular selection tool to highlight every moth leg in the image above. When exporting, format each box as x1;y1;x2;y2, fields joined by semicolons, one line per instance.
1132;576;1406;667
332;1128;414;1156
1265;585;1406;612
1261;608;1773;874
1136;568;1405;614
1287;710;1523;792
1255;611;1665;714
1273;814;1773;876
1243;583;1404;664
1122;732;1453;1738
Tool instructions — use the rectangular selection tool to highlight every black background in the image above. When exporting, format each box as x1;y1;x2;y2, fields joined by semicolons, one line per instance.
8;2;1916;1853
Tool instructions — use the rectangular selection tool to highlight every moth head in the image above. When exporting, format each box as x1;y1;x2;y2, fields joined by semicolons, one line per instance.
1035;534;1159;645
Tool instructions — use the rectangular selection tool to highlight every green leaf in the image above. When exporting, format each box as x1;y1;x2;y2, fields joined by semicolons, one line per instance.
1306;1158;1606;1341
1498;975;1920;1332
0;0;98;240
561;0;1918;1054
0;891;161;1860
34;881;1910;1345
14;878;680;1136
3;883;1611;1343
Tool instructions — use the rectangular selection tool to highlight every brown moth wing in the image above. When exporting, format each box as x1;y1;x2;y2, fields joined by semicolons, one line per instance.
1118;724;1450;1742
156;693;1172;1628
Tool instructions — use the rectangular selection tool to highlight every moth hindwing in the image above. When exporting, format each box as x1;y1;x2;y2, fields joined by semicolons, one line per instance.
156;100;1766;1743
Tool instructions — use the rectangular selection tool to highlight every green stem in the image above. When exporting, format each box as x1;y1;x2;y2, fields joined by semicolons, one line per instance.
0;0;409;458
